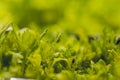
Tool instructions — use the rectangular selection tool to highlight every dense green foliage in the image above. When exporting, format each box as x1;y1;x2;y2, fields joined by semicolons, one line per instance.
1;0;120;80
0;24;120;80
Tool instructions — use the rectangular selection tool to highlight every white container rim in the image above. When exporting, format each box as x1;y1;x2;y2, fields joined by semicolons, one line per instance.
10;78;35;80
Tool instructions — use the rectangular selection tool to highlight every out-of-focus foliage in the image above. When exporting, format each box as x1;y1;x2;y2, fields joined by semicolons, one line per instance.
1;0;120;34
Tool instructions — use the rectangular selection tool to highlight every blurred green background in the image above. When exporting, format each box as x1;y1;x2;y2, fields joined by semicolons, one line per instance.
0;0;120;34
